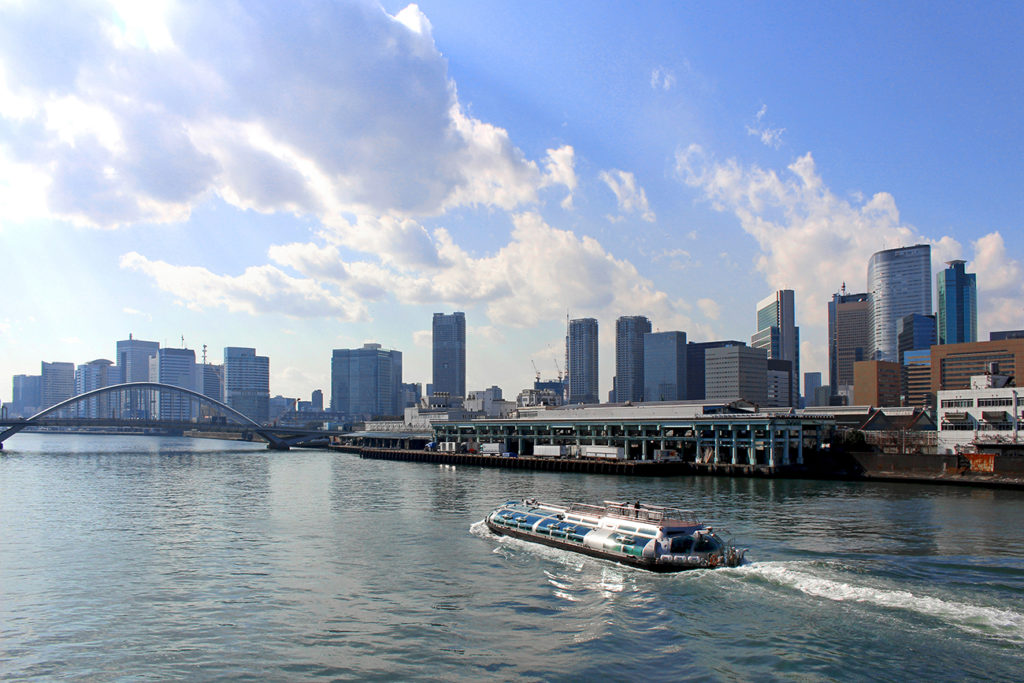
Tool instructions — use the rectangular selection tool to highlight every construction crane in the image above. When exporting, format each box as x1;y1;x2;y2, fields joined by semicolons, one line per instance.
531;360;541;382
553;356;563;382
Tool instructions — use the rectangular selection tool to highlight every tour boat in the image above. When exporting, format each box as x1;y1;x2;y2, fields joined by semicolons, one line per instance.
485;499;746;572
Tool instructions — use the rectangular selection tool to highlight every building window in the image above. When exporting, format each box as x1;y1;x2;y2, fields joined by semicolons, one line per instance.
977;398;1013;407
940;398;974;408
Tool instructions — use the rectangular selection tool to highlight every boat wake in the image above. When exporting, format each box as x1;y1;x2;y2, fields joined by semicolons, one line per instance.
734;561;1024;645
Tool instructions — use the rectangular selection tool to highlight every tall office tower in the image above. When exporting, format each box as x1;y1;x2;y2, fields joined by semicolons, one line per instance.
224;347;270;424
685;340;746;400
116;335;160;418
40;361;75;411
614;316;651;402
936;260;977;345
149;348;199;420
116;335;160;383
11;374;42;417
803;372;822;407
74;359;120;418
750;290;799;406
311;389;324;412
567;318;599;404
705;345;768;405
643;331;687;401
896;313;936;364
432;312;466;397
828;288;870;398
200;363;224;403
331;343;403;418
867;244;931;362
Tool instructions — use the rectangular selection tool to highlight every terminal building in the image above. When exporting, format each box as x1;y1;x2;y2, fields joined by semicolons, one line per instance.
431;400;832;469
936;366;1022;454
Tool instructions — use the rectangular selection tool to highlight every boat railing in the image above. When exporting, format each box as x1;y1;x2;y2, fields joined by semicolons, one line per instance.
563;501;700;526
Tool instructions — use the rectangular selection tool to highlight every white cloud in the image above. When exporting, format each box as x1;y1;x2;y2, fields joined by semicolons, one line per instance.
119;251;366;320
650;67;675;91
969;231;1024;331
673;144;1024;371
599;169;656;222
0;1;575;229
697;298;721;320
746;105;785;149
412;330;432;347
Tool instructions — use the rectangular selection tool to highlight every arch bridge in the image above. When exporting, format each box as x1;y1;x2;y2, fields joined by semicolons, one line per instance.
0;382;331;451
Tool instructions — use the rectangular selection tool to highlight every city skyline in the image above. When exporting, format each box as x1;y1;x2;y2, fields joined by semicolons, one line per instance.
2;2;1022;403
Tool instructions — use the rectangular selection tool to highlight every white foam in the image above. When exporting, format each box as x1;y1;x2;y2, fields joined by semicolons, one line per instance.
737;562;1024;644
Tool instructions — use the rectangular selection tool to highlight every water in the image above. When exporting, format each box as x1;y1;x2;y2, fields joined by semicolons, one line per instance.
2;434;1022;681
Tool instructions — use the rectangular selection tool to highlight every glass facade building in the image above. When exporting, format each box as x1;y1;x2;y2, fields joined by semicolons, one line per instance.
936;260;977;346
331;343;403;418
224;347;270;423
867;244;932;363
643;331;687;402
828;289;869;397
750;290;799;406
432;312;466;397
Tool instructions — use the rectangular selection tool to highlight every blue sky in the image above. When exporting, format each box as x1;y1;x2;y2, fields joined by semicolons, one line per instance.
2;0;1022;402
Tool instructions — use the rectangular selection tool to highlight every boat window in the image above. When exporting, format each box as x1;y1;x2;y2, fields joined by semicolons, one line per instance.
670;536;693;554
694;535;721;552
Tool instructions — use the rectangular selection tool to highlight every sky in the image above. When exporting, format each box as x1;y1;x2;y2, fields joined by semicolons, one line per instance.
2;0;1022;403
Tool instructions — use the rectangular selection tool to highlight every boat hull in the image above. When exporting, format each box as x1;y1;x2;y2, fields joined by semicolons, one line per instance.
485;518;704;573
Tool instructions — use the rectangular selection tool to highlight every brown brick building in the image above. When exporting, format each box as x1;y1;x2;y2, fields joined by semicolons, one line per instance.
929;339;1024;391
853;360;903;406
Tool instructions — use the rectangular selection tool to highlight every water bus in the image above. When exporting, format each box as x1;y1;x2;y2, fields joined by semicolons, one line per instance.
485;499;746;572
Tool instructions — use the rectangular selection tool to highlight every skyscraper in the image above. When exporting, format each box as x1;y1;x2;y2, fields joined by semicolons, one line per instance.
750;290;799;406
828;288;870;398
224;347;270;423
75;359;120;418
685;340;746;400
614;315;651;402
148;348;199;420
643;331;687;402
116;335;160;383
331;343;403;418
867;244;931;362
896;313;936;364
936;259;977;345
40;361;75;410
11;374;42;417
705;345;768;405
432;312;466;397
567;317;599;404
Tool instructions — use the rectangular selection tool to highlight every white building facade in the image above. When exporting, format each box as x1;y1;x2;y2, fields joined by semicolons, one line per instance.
936;373;1022;453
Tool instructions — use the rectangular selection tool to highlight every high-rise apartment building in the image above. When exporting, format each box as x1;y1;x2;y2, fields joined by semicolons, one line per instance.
149;348;199;420
936;260;977;346
567;318;599;404
432;312;466;397
867;245;931;362
200;363;224;403
705;345;768;405
224;347;270;423
40;361;75;411
828;288;870;398
643;331;687;402
751;290;799;406
331;343;403;418
614;316;651;402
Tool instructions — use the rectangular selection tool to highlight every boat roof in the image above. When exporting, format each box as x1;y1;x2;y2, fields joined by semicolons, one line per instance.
569;501;700;527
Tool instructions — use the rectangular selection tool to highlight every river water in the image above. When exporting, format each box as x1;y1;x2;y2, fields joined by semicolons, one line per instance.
1;434;1022;681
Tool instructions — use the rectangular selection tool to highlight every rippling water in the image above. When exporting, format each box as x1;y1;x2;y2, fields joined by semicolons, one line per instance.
2;434;1022;680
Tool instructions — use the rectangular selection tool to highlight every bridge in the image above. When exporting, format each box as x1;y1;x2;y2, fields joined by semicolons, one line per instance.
0;382;342;451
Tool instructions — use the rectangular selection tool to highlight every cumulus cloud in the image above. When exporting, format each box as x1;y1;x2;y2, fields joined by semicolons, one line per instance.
0;0;575;228
676;144;1024;368
120;252;366;320
969;232;1024;331
600;169;656;222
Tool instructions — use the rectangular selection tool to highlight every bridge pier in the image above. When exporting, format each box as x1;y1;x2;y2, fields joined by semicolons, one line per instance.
266;441;291;451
